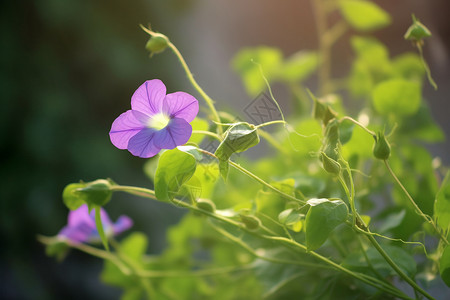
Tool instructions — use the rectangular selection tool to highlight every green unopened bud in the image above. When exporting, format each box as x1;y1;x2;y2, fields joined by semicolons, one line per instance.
404;15;431;41
313;97;327;120
196;198;216;213
145;35;169;56
240;214;261;231
76;179;113;207
320;152;341;175
373;131;391;160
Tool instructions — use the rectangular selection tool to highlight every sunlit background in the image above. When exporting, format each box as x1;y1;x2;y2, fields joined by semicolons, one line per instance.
1;0;449;299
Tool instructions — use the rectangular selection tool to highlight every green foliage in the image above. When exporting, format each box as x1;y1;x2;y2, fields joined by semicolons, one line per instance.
43;1;450;299
434;171;450;231
232;47;283;96
338;0;391;31
215;122;260;179
372;79;421;116
343;244;416;277
101;233;149;299
232;47;318;96
440;245;450;287
154;148;198;201
305;198;348;251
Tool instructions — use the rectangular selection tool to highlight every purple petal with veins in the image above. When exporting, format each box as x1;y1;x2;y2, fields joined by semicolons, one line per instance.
110;110;149;149
163;92;199;123
131;79;166;115
153;118;192;149
127;128;160;158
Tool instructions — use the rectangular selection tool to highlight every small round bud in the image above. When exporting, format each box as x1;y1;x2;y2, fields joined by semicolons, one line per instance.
145;35;168;56
76;179;113;207
404;16;431;41
373;131;391;160
240;214;261;231
196;198;216;213
320;152;341;175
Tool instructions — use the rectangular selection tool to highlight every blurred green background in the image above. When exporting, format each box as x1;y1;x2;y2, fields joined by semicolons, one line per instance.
1;0;449;299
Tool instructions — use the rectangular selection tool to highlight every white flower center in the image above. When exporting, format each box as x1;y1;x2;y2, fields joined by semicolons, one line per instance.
148;113;170;130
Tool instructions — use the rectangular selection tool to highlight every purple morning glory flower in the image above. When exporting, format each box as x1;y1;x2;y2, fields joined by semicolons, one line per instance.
110;79;199;158
58;204;132;244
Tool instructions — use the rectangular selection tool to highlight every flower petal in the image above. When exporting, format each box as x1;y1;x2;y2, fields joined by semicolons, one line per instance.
131;79;167;115
110;110;149;150
153;118;192;149
127;128;161;158
163;92;199;122
113;216;133;235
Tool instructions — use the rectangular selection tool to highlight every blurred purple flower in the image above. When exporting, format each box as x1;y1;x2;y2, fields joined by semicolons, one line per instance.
110;79;199;158
58;204;132;243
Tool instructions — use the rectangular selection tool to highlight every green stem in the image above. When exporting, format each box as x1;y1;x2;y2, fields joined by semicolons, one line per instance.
140;25;223;135
338;175;356;227
264;235;411;299
110;185;409;299
340;116;376;137
356;235;386;282
417;42;438;90
37;235;131;275
198;149;306;203
192;130;222;141
257;129;289;154
384;160;448;245
312;0;331;96
94;206;110;251
210;223;329;270
364;233;435;300
255;120;286;129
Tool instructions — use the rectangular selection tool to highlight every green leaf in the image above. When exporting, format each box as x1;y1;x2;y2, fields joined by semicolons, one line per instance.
215;122;260;179
434;171;450;231
305;198;348;251
440;245;450;287
399;103;444;143
188;117;209;145
338;119;354;145
231;47;283;96
372;79;421;116
62;183;86;210
279;51;319;82
94;206;109;251
101;233;149;298
339;0;391;31
378;210;406;233
154;148;197;201
343;245;417;277
120;232;148;261
253;249;308;297
278;209;304;232
392;53;425;80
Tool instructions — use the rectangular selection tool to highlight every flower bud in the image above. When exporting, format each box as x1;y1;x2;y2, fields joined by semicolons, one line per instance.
76;179;113;207
240;214;261;231
196;198;216;213
320;152;341;175
373;131;391;160
145;35;169;56
404;16;431;41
